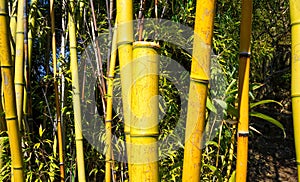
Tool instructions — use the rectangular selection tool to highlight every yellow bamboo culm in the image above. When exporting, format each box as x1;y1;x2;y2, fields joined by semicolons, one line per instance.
235;0;253;181
68;0;86;181
182;1;216;181
50;0;65;180
290;0;300;179
14;0;25;130
0;1;25;181
130;41;160;182
104;26;118;182
9;0;17;65
116;0;133;179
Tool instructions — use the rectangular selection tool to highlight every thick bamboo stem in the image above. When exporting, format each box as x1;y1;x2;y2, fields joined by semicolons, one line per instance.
290;0;300;179
236;0;253;181
68;0;86;181
0;1;25;181
182;1;216;181
116;0;133;179
130;41;160;182
50;0;65;180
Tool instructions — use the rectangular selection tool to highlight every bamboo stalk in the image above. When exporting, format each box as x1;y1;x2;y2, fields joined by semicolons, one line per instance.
9;0;17;66
50;0;65;180
182;1;216;181
130;41;160;182
0;1;25;181
14;0;25;130
105;26;118;182
235;0;253;181
290;0;300;179
68;0;86;181
116;0;133;179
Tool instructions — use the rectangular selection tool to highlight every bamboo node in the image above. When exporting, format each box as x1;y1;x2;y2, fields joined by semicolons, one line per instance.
190;77;209;84
237;131;249;137
239;52;251;58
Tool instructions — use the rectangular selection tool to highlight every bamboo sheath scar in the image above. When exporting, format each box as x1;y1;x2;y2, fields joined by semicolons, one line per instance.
0;1;25;181
236;0;252;181
290;0;300;179
182;0;216;181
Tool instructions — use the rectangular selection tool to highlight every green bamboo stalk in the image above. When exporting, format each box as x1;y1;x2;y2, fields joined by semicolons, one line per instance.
182;1;216;181
0;1;24;181
68;0;86;181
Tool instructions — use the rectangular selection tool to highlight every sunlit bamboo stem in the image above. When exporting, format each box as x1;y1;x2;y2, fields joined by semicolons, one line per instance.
68;0;86;181
130;41;160;182
0;1;24;181
116;0;133;179
290;0;300;179
50;0;65;180
236;0;253;181
182;1;216;181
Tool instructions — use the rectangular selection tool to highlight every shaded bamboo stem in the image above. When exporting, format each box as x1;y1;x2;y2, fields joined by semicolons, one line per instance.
0;1;25;181
235;0;253;181
68;0;86;181
50;0;65;180
15;0;25;130
182;1;216;181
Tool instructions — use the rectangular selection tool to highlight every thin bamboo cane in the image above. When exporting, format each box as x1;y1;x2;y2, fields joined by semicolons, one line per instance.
182;1;216;181
68;0;86;181
236;0;253;181
0;1;25;181
116;0;133;179
105;26;118;182
290;0;300;179
130;41;160;182
14;0;25;130
50;0;65;180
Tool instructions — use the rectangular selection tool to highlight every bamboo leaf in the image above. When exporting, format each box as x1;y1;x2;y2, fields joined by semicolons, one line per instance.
250;111;286;137
250;99;282;109
229;171;236;182
206;97;217;113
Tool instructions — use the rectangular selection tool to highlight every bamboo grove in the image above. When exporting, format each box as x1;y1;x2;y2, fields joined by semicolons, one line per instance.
0;0;297;181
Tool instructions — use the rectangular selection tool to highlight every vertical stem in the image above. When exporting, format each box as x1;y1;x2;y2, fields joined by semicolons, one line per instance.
68;0;86;181
182;1;216;181
0;1;25;181
116;0;133;178
130;41;160;182
50;0;65;180
290;0;300;179
236;0;253;181
15;0;25;130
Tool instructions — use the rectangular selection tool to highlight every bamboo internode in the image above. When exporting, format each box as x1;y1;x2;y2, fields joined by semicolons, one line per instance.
130;41;160;182
290;0;300;179
182;1;216;181
0;1;25;181
236;0;253;181
68;0;86;181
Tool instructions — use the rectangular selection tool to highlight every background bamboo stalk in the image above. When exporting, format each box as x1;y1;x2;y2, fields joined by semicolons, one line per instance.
236;0;253;181
9;0;17;66
68;0;86;181
182;1;216;181
116;0;133;178
14;0;25;130
289;0;300;179
130;41;160;182
50;0;65;180
0;1;25;181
